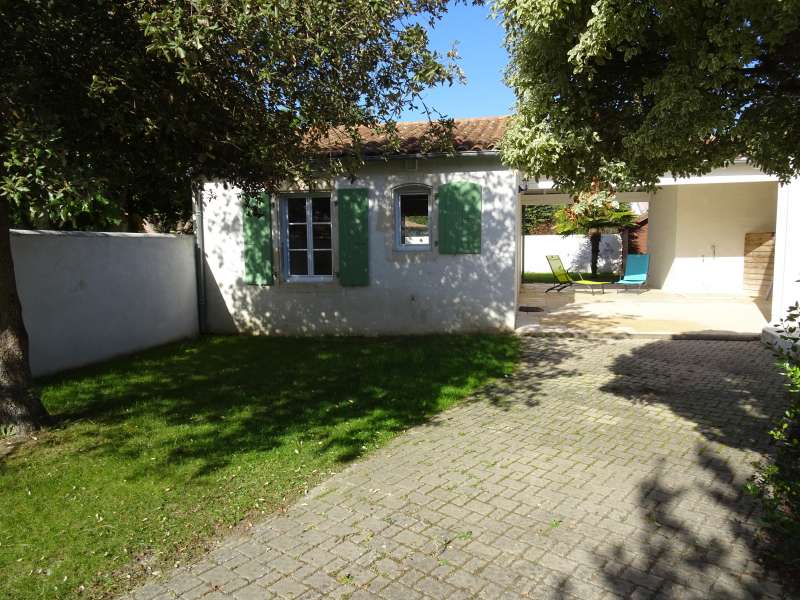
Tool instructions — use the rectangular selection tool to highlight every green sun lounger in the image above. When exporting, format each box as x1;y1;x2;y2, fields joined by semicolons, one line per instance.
617;254;650;290
545;255;609;294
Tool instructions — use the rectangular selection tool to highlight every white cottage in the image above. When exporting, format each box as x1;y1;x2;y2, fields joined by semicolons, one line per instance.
198;116;800;336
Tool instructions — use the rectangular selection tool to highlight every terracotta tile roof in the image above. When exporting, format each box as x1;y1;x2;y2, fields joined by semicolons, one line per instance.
319;115;509;157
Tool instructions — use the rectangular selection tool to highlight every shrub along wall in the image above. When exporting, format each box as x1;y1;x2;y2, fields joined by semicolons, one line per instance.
751;302;800;583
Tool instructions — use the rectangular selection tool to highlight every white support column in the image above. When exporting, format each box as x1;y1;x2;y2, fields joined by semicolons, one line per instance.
771;178;800;323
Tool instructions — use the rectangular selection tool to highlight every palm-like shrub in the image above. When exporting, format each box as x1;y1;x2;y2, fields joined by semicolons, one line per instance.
554;190;636;276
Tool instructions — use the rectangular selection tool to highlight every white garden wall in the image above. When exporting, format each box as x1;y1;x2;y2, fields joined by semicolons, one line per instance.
201;155;518;335
11;230;199;376
523;234;621;273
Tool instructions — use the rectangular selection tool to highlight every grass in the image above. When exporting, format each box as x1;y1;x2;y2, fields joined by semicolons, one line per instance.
522;271;617;284
0;334;519;600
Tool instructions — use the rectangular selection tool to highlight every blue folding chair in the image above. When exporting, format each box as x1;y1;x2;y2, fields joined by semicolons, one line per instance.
617;254;650;290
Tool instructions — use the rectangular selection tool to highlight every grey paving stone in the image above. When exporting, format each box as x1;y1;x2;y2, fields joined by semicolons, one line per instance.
165;572;205;595
122;339;791;600
232;583;273;600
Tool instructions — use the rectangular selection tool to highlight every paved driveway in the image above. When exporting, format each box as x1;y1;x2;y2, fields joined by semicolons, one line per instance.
127;338;790;600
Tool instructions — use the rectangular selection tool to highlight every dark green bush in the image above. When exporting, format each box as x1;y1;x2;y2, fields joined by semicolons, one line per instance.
748;301;800;572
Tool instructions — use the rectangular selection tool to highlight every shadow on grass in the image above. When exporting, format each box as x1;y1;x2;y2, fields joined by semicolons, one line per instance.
36;334;520;480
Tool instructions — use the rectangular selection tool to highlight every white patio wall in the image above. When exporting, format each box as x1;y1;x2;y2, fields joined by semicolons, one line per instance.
11;230;198;376
763;178;800;349
201;155;518;335
648;181;778;294
771;178;800;321
523;234;621;273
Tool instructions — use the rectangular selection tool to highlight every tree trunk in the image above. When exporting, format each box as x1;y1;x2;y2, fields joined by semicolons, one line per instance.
0;199;50;434
589;229;601;277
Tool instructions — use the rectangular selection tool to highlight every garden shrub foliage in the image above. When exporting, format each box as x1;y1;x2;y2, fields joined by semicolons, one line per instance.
749;301;800;570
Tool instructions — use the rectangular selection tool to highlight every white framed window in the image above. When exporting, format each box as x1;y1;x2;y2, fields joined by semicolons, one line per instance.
280;194;333;281
394;185;431;250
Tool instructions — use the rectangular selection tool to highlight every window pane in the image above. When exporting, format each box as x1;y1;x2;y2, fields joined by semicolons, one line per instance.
313;251;332;275
312;197;331;222
288;224;307;249
287;198;307;222
312;224;331;249
400;194;429;245
289;250;308;275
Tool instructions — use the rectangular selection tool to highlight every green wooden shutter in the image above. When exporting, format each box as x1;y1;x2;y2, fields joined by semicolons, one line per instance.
242;193;274;285
438;181;482;254
337;188;369;286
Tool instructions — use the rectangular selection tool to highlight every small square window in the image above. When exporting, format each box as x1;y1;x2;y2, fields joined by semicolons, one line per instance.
287;198;307;223
314;250;333;275
312;197;331;222
396;190;430;249
288;224;307;249
313;224;332;249
289;250;309;275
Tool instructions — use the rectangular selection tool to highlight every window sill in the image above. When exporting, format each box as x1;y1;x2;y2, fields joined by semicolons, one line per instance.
283;276;336;284
394;245;432;253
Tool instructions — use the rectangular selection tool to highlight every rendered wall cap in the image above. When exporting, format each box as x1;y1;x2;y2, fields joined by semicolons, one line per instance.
11;229;188;239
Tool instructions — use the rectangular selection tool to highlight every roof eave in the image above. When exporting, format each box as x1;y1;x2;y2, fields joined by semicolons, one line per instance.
359;149;501;161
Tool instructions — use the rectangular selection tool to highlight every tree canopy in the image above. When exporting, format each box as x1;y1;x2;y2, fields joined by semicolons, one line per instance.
0;0;461;433
1;0;460;230
497;0;800;193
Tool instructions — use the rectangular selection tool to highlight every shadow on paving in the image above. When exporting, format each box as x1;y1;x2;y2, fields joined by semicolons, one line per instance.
561;338;790;600
581;449;785;600
600;339;785;454
470;337;581;411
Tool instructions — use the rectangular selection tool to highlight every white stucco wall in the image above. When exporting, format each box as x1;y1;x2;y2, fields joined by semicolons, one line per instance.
647;187;677;290
11;231;199;376
648;182;778;294
771;178;800;322
523;234;621;273
201;156;518;335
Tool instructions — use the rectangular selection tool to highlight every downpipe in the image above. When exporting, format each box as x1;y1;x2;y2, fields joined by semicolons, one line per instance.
192;181;207;334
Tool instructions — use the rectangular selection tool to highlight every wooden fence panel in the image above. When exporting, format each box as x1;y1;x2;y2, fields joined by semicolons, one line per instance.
743;232;775;298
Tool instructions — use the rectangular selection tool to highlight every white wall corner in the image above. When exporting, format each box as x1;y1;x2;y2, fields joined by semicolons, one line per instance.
770;177;800;324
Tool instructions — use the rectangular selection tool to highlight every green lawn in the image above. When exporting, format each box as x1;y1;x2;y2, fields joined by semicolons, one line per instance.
522;271;617;284
0;334;519;600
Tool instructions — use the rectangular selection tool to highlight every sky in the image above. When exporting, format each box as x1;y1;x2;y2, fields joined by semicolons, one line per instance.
399;3;515;122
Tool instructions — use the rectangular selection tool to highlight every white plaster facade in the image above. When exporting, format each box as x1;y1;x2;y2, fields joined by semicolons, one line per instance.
762;178;800;353
772;178;800;321
202;155;799;335
11;230;198;376
201;156;519;335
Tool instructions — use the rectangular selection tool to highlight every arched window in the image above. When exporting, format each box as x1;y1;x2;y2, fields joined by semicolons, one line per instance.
394;185;432;250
